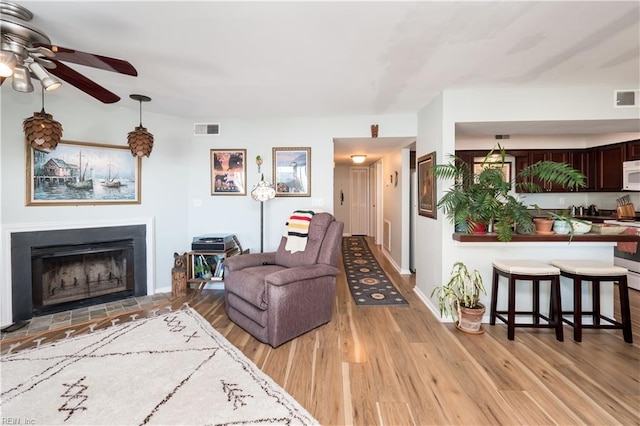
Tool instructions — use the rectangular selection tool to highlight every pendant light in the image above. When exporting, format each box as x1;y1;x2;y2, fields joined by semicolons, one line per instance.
23;86;63;150
127;94;154;157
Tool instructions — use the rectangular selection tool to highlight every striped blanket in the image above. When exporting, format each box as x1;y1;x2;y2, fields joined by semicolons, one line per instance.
285;210;315;253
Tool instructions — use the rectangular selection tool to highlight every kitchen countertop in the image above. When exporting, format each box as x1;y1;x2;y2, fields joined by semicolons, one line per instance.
453;232;640;243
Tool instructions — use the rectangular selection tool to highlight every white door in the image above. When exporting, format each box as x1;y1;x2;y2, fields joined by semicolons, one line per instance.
350;167;369;235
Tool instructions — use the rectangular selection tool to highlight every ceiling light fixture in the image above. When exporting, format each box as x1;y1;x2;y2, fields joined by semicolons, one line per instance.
0;50;17;77
127;94;154;157
11;64;33;92
29;61;61;91
351;155;367;164
23;86;63;150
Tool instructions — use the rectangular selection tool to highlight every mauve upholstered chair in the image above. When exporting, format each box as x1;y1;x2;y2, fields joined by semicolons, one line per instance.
224;212;344;347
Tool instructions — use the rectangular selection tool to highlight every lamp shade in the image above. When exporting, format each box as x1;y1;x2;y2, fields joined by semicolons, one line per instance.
127;126;154;157
23;110;63;150
251;177;276;202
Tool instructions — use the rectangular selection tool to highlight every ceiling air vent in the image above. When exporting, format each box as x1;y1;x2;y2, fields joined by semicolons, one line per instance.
193;123;220;135
614;90;639;107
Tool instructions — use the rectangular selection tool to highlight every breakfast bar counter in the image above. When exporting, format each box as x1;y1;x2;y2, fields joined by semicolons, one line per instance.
453;233;640;243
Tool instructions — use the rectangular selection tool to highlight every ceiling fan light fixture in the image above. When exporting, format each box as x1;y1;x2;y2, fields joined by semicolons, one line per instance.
127;94;154;157
11;64;34;92
29;61;61;90
0;50;17;77
351;155;366;164
23;88;63;150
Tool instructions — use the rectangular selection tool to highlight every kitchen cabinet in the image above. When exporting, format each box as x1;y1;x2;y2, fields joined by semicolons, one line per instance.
570;149;595;191
627;139;640;160
524;150;571;192
595;143;625;191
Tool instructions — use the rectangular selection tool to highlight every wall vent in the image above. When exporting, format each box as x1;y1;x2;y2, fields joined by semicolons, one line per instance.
614;90;639;107
494;134;510;140
193;123;220;135
383;219;391;252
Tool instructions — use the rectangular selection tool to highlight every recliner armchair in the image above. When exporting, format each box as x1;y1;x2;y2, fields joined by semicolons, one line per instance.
224;212;344;347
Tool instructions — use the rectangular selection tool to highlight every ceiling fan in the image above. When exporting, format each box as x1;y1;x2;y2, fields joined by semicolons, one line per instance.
0;1;137;103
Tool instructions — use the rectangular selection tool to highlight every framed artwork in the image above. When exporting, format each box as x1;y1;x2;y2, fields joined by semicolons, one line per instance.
418;152;436;219
272;147;311;197
473;162;511;183
210;149;246;195
26;140;141;206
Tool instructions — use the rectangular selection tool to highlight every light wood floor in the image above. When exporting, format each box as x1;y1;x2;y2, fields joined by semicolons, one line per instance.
3;238;639;425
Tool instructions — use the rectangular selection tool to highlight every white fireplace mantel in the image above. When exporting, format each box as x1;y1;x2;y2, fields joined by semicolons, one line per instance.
1;217;156;327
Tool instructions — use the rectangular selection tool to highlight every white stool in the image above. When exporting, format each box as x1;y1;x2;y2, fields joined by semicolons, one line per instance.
550;260;632;343
490;260;563;341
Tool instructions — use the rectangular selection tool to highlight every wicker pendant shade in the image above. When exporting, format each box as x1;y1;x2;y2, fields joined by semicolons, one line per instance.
23;88;63;150
127;94;153;157
23;110;63;150
127;125;154;157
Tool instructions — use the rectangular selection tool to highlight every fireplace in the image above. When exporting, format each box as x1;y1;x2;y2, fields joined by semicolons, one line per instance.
31;239;135;316
11;225;147;322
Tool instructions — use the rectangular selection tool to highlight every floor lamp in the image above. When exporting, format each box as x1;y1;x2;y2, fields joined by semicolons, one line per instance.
251;174;276;253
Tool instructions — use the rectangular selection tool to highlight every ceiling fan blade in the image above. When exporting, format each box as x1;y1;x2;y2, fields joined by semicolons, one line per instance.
47;59;121;103
33;43;138;76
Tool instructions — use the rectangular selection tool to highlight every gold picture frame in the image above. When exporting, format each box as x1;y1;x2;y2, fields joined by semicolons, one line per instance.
26;140;141;206
272;147;311;197
210;149;247;195
418;152;436;218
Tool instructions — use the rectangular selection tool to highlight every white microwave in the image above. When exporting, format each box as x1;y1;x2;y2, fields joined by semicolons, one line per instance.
623;160;640;191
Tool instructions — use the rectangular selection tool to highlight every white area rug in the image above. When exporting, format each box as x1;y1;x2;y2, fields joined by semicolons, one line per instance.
1;306;318;425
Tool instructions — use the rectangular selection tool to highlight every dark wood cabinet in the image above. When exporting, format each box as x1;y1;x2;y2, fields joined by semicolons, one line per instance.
458;141;629;193
595;143;625;191
570;149;595;191
627;139;640;160
525;150;570;192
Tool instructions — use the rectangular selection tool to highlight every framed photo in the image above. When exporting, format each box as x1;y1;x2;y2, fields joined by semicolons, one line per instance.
418;152;437;219
210;149;246;195
272;147;311;197
473;162;511;183
26;140;141;206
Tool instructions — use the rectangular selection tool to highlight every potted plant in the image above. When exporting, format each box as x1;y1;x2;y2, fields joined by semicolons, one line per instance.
432;144;586;242
530;204;555;235
431;262;487;334
548;210;592;240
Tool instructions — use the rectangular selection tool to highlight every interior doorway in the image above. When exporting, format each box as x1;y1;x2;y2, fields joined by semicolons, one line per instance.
350;167;369;235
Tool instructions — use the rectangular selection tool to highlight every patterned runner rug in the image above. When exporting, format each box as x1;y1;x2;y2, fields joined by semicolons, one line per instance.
0;306;318;425
342;236;409;306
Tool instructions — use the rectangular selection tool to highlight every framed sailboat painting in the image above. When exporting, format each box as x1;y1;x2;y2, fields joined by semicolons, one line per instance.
26;140;141;205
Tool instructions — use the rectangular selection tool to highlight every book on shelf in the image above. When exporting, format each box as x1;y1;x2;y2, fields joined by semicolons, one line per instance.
214;258;225;278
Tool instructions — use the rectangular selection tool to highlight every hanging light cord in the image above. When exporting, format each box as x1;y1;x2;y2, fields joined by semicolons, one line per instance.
138;99;143;127
40;86;46;114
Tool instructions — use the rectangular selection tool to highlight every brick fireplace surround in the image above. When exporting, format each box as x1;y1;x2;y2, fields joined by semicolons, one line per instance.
1;218;155;327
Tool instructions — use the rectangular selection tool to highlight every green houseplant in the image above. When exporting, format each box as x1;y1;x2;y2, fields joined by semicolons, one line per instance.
432;144;586;242
431;262;486;334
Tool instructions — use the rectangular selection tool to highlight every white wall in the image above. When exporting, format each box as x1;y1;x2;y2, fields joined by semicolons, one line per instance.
333;164;351;233
415;86;640;320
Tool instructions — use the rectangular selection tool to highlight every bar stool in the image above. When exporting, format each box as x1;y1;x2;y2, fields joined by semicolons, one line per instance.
490;260;563;341
550;260;632;343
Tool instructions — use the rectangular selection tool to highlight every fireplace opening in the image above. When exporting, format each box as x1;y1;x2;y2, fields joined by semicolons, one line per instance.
31;240;135;316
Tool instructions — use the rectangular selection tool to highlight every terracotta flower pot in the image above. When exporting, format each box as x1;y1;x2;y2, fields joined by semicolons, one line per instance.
533;217;554;234
455;302;486;334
